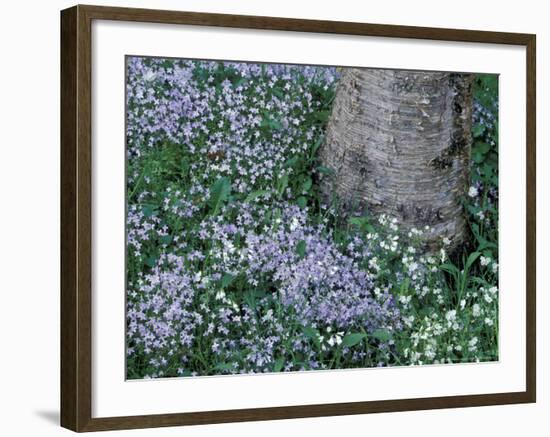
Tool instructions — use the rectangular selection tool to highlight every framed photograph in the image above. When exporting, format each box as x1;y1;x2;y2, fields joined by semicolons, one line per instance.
60;4;536;432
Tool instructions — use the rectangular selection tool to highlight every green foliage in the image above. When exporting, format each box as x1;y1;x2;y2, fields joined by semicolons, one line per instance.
295;240;307;259
342;333;367;347
468;73;499;260
208;177;232;215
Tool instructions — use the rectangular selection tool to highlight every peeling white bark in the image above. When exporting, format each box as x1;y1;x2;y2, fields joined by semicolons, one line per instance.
319;69;474;251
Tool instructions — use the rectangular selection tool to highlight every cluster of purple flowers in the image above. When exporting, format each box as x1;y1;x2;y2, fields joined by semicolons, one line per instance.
127;57;389;377
126;57;337;199
243;204;400;330
127;198;403;377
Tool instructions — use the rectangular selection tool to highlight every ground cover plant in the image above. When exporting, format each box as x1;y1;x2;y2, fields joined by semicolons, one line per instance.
125;57;499;379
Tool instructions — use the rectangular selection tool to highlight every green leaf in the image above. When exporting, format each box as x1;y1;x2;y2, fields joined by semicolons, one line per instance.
273;357;285;372
295;240;306;259
472;123;486;138
243;289;267;310
399;278;410;296
245;189;270;203
144;255;157;268
142;205;157;218
302;177;313;192
317;165;335;175
348;216;375;233
221;273;235;288
465;251;481;271
440;263;460;274
310;136;324;158
472;151;484;163
243;290;256;309
478;240;498;251
270;119;282;131
272;88;284;100
482;163;494;178
474;141;491;155
208;177;232;214
181;159;190;174
277;174;289;196
272;208;282;229
371;329;393;342
296;196;308;209
234;77;247;88
487;151;498;166
314;110;331;123
159;235;172;245
302;326;320;342
261;115;282;131
284;156;299;168
348;217;365;227
364;223;375;233
214;362;234;371
342;333;367;347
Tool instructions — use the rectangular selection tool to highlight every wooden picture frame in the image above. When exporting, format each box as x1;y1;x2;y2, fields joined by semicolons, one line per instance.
60;4;536;432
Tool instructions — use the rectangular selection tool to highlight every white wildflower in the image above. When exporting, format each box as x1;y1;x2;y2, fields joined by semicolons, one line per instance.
143;70;157;82
369;257;380;271
445;310;457;322
420;286;429;297
327;334;343;347
480;256;491;266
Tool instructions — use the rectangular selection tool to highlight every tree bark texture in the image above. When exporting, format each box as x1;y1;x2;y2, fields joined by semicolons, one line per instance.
319;68;474;251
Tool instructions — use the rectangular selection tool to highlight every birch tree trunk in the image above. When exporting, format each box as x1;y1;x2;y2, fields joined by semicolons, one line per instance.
319;69;474;251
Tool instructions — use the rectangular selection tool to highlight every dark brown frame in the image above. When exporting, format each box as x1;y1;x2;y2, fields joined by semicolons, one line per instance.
60;4;536;432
